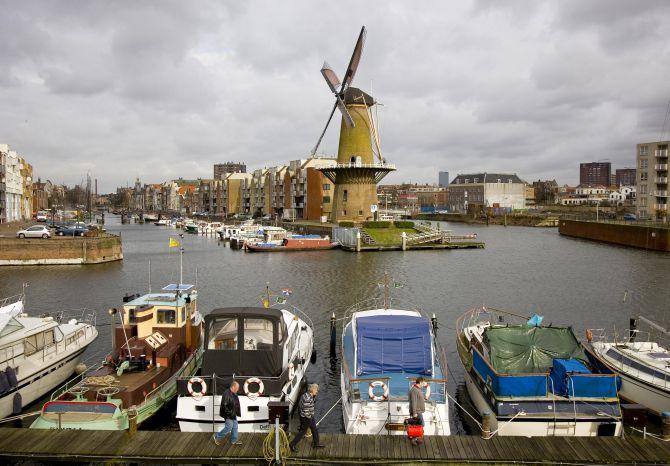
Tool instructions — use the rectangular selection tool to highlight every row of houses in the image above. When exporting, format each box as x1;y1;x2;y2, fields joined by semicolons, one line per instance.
118;157;337;221
0;144;35;223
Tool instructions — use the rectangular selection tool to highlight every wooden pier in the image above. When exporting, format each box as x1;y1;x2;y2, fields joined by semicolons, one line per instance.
1;428;670;464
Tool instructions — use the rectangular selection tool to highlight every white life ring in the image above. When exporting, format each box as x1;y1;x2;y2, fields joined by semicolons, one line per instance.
423;382;431;400
187;377;207;400
244;377;264;400
288;363;295;382
368;380;389;402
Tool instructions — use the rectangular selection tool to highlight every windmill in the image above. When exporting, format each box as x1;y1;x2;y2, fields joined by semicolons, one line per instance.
313;26;395;222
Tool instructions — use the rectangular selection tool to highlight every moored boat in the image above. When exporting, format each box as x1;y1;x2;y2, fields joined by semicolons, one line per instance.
31;284;203;430
586;316;670;415
0;291;98;419
246;236;339;252
154;219;169;226
176;295;314;433
340;280;450;436
457;307;622;437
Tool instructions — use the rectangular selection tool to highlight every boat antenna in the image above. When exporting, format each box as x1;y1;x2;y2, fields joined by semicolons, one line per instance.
179;233;184;286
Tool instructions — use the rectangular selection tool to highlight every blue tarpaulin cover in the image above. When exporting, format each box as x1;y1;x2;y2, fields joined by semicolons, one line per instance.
356;315;432;376
550;359;590;395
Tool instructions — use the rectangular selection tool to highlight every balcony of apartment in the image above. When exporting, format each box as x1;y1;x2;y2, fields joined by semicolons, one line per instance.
655;149;669;158
655;190;669;197
655;164;668;171
657;177;669;184
655;203;668;210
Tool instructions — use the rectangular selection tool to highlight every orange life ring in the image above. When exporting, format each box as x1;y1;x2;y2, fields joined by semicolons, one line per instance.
368;380;389;402
244;377;264;400
188;377;207;400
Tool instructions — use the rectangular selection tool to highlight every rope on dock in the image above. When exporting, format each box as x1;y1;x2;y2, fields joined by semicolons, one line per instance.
0;411;40;424
262;424;290;464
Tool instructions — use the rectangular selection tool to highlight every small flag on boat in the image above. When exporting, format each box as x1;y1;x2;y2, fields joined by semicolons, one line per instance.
262;298;270;308
169;237;180;248
276;296;286;304
281;288;292;297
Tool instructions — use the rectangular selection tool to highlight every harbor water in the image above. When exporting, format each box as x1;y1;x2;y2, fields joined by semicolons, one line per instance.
0;216;668;434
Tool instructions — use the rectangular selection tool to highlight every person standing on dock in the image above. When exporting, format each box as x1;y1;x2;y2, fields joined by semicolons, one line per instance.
289;384;325;452
409;377;426;444
213;381;242;446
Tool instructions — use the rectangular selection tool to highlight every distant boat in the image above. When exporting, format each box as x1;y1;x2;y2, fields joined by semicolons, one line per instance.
457;307;623;437
246;236;339;252
339;277;451;436
587;316;670;416
144;214;158;222
0;291;98;420
31;284;203;431
154;219;169;226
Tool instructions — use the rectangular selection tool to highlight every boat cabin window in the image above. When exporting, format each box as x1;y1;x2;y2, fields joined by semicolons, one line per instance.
181;308;186;323
243;318;273;351
127;308;137;324
157;309;176;325
24;330;55;357
209;317;238;350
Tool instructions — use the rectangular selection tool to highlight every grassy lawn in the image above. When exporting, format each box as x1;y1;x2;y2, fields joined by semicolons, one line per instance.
363;227;418;245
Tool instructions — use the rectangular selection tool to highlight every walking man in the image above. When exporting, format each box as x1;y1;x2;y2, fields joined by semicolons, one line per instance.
289;384;325;452
408;376;426;445
213;381;243;446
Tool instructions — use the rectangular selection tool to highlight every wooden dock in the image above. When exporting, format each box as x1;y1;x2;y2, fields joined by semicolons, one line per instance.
1;428;670;464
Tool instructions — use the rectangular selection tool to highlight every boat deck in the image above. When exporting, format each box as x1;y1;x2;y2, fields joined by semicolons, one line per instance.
0;428;669;464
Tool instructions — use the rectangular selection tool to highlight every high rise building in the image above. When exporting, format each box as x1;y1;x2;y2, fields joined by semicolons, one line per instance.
580;162;611;187
214;162;246;180
636;141;668;221
615;168;636;187
439;171;450;187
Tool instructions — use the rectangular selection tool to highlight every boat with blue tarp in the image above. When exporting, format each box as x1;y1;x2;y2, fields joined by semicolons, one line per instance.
457;306;622;437
340;281;450;436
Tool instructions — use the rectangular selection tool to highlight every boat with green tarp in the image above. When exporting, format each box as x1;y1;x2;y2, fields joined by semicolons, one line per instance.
457;307;622;437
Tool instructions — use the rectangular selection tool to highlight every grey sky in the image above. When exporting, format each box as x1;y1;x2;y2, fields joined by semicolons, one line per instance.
1;0;669;192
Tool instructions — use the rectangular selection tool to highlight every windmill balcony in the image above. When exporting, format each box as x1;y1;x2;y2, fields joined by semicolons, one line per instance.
331;162;397;169
655;164;668;170
655;149;669;158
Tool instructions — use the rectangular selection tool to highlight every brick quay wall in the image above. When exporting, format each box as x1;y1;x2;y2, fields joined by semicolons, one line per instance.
0;234;123;265
559;219;669;252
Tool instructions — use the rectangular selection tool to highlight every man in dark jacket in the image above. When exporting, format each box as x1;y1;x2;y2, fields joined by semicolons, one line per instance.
213;381;242;445
289;384;325;452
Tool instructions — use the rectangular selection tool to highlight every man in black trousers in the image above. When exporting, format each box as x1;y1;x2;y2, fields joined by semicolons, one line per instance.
289;383;325;452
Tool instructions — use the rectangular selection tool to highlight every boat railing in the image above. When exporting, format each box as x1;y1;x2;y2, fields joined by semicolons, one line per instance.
287;305;314;332
405;377;448;404
346;376;392;404
49;366;98;401
0;292;24;309
341;297;424;324
143;348;203;405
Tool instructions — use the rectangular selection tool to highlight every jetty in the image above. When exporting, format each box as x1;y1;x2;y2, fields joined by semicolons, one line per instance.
0;233;123;266
0;428;668;464
559;217;669;252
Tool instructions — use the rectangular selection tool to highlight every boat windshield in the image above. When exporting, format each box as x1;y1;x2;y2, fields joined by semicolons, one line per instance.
209;317;238;350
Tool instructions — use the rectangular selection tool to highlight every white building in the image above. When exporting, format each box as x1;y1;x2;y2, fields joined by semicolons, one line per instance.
447;173;526;213
1;146;24;222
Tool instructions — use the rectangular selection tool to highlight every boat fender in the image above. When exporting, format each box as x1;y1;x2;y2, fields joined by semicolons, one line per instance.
0;371;9;394
188;377;207;400
5;366;17;388
288;363;295;382
585;329;593;342
244;377;264;400
368;381;389;402
12;392;22;415
310;349;317;365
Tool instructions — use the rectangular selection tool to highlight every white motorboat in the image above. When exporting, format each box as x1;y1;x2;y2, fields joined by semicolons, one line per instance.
0;292;98;419
176;303;314;433
154;219;169;226
144;214;158;222
340;286;451;436
587;316;670;416
457;307;623;437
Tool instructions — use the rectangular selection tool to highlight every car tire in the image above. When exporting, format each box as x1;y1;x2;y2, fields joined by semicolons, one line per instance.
57;231;63;236
18;233;25;239
42;234;49;239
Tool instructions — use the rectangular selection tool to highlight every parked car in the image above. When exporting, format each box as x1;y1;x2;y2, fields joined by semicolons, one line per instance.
56;225;89;236
623;213;637;221
35;212;48;222
16;225;51;239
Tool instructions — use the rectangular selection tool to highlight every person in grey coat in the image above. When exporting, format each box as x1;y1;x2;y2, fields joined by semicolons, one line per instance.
289;384;325;452
409;376;426;426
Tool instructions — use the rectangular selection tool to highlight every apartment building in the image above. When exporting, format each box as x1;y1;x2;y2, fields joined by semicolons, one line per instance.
580;162;611;187
636;141;669;221
448;173;525;213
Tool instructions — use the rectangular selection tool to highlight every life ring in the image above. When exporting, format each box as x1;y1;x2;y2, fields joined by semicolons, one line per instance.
585;329;593;342
288;363;295;382
368;380;389;402
422;382;431;400
244;377;264;400
188;377;207;400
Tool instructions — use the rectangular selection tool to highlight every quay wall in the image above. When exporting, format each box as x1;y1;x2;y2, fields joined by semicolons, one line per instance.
0;234;123;265
412;213;557;227
559;219;669;252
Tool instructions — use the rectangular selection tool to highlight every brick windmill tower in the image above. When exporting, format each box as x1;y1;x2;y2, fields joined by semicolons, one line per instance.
312;26;395;223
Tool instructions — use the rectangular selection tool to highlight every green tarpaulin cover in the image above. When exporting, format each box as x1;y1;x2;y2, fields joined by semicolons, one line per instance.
484;325;587;374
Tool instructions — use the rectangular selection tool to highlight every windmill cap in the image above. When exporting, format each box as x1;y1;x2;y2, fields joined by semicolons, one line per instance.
344;87;375;106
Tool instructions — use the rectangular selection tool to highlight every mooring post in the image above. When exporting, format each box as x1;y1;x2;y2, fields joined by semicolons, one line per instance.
330;313;337;357
128;407;138;436
356;231;361;252
275;416;281;464
662;412;670;440
401;231;407;251
481;411;491;439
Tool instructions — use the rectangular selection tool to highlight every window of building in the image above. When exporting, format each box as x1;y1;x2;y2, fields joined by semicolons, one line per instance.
359;210;363;215
322;196;331;203
640;197;647;206
323;184;330;191
641;172;648;181
473;178;478;183
640;184;647;194
343;190;348;202
640;146;649;156
157;309;176;324
640;159;648;169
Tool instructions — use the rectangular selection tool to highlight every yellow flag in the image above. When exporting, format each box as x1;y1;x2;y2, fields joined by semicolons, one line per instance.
262;299;270;308
169;237;180;248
